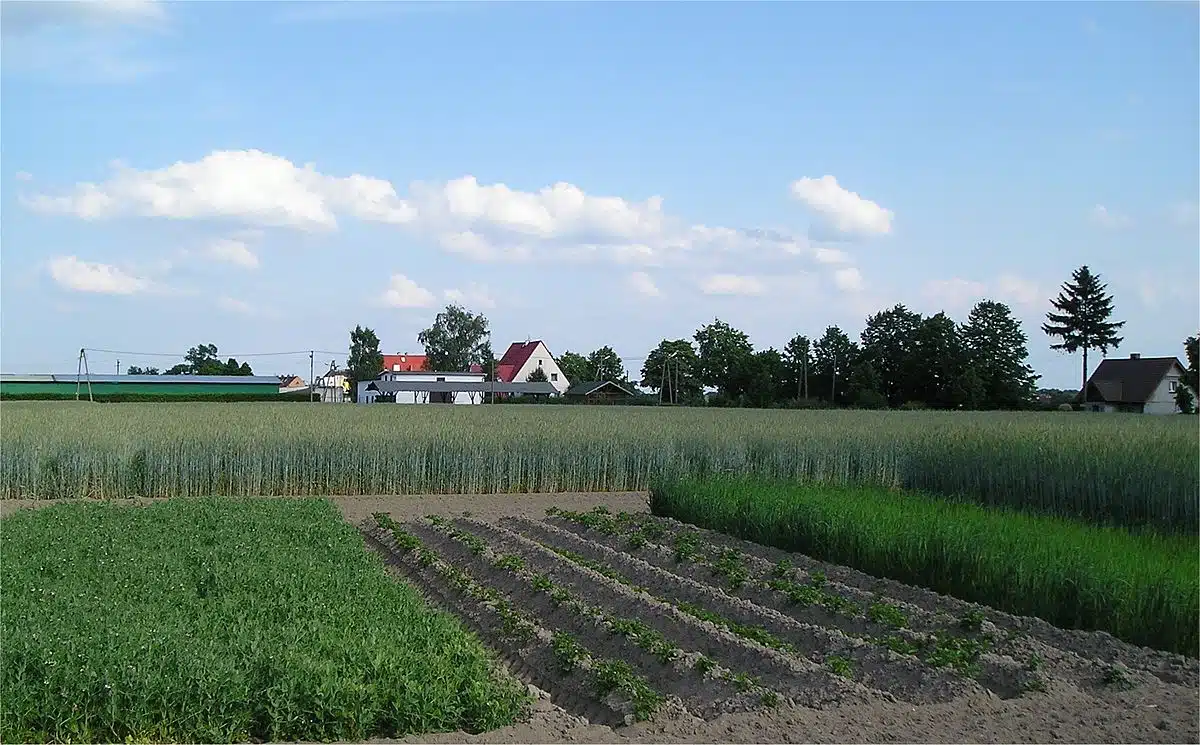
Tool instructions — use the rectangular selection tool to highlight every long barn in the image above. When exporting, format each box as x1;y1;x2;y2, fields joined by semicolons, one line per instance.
0;374;283;398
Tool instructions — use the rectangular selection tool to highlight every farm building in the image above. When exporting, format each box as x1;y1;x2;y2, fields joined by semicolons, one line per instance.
0;374;282;398
1083;354;1193;414
565;380;637;403
496;340;571;394
358;370;556;404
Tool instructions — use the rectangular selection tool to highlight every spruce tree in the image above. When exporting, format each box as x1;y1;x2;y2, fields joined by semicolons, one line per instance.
1041;265;1125;396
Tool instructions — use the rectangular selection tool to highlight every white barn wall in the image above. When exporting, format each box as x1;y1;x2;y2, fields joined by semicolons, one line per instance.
358;371;488;405
512;342;570;394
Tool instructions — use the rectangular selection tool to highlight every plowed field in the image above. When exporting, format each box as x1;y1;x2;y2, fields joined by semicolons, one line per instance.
354;493;1199;744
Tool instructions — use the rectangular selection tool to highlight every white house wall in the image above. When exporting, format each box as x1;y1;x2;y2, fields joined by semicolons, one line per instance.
1144;365;1190;415
512;342;571;394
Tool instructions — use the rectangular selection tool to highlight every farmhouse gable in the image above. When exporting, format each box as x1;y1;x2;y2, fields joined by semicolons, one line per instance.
1083;354;1192;414
497;340;570;394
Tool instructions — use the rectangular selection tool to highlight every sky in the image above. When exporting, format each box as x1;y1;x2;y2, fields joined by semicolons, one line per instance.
2;0;1197;389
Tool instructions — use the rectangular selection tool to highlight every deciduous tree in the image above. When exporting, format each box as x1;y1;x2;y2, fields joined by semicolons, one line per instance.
965;300;1039;409
555;351;591;386
1042;265;1125;394
418;304;491;373
640;339;702;404
811;326;857;405
858;304;923;406
694;318;754;396
347;325;384;402
782;334;812;400
587;346;627;383
1184;334;1198;393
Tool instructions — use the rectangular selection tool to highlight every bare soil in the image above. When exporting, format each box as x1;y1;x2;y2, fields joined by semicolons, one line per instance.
5;493;1197;744
352;493;1200;745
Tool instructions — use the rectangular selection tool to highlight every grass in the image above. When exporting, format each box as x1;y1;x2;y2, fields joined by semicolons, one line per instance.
1;402;1196;533
649;475;1200;657
0;498;528;743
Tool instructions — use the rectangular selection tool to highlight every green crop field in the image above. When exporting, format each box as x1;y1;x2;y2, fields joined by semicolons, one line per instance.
2;402;1196;532
650;475;1200;657
0;497;528;743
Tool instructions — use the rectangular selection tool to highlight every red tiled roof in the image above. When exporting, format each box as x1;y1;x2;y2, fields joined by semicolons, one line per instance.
382;354;427;372
497;341;541;382
468;363;484;374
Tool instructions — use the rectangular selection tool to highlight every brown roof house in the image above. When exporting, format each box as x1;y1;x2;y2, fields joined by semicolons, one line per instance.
1083;354;1193;414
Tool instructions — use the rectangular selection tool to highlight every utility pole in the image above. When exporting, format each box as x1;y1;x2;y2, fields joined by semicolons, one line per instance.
116;359;120;375
309;351;315;403
831;355;837;405
803;354;808;400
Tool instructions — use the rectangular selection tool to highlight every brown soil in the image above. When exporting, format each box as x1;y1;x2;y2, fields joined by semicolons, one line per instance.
5;493;1197;744
354;493;1200;745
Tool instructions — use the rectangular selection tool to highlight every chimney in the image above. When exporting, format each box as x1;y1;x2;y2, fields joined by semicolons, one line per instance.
1130;353;1141;360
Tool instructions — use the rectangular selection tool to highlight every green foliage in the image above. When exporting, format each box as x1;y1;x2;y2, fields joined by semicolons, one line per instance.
126;366;160;375
650;475;1199;656
587;346;627;384
525;367;549;383
1042;265;1126;392
694;318;754;396
555;351;592;386
640;339;703;404
859;303;923;408
347;325;385;399
1174;385;1195;415
1184;334;1199;393
963;301;1039;409
417;304;491;373
812;325;857;405
3;403;1197;533
0;498;527;743
162;344;254;376
847;362;887;409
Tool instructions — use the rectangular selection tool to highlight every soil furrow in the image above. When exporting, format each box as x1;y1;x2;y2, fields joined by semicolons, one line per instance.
446;516;875;709
363;521;662;727
634;512;1200;689
501;515;985;705
405;518;775;720
543;512;1042;699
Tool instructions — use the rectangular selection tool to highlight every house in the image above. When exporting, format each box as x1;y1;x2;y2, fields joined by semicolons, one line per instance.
382;353;427;373
314;369;350;403
565;380;637;404
278;375;305;390
1083;354;1193;414
496;340;570;394
358;370;556;404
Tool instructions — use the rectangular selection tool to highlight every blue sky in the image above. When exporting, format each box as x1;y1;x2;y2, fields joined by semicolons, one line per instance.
2;0;1197;388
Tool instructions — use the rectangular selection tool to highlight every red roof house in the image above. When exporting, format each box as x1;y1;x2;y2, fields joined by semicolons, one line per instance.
382;354;427;373
495;340;570;393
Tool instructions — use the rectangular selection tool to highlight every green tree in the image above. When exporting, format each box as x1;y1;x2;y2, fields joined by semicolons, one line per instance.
1042;265;1126;394
694;318;754;396
347;325;384;402
418;304;491;373
910;312;968;408
847;361;887;409
782;334;812;400
640;339;702;404
163;344;253;375
1184;334;1198;393
1174;385;1195;415
737;348;786;408
858;304;923;406
811;325;857;405
964;300;1039;409
126;366;159;375
587;346;626;383
526;367;549;383
555;351;592;385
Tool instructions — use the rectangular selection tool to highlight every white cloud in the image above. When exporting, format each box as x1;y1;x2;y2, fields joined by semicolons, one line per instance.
381;274;436;308
832;266;864;292
205;237;259;269
443;282;496;310
23;149;417;229
813;246;851;265
14;171;33;182
1169;200;1199;227
24;150;856;272
47;256;149;294
1089;204;1132;229
699;274;766;296
1;0;165;37
790;175;893;238
216;296;256;315
921;273;1042;312
627;271;661;298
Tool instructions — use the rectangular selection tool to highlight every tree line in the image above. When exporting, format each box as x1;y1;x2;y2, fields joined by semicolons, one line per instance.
127;344;255;376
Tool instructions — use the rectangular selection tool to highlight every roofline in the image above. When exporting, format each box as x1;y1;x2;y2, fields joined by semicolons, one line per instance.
1;374;282;385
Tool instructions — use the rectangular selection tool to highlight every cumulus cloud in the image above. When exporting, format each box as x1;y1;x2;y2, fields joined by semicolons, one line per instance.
790;175;893;239
922;274;1042;312
205;237;259;269
1089;204;1132;229
22;149;417;229
47;255;149;294
832;267;864;292
381;274;436;308
627;271;661;297
24;150;865;271
443;282;496;310
699;274;766;296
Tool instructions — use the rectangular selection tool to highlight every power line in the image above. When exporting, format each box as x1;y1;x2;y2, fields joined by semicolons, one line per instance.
83;348;345;359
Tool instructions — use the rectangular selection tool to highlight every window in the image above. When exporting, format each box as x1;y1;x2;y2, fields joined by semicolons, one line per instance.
551;373;558;381
1169;381;1178;393
392;364;400;372
538;359;543;367
436;377;446;382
